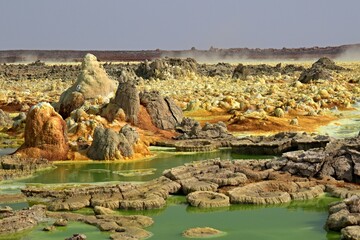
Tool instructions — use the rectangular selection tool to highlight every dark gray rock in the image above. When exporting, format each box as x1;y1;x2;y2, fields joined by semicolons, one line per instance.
175;119;233;140
120;124;139;146
136;58;198;80
87;125;139;160
298;57;344;84
113;81;140;125
312;57;345;71
298;67;331;83
140;91;183;130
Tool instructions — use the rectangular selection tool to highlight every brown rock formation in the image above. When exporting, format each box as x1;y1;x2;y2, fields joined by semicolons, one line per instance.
16;102;69;160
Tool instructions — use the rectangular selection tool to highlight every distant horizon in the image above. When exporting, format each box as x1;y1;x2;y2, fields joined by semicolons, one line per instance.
1;42;360;52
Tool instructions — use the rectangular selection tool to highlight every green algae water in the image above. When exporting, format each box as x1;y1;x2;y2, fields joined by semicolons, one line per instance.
1;196;341;240
145;197;341;240
0;148;342;240
14;148;272;184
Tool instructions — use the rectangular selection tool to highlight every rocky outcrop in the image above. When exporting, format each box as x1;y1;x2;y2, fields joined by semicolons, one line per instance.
22;176;181;211
45;211;153;239
298;57;345;83
0;155;52;181
65;234;87;240
15;102;69;160
298;67;331;83
100;81;140;124
0;205;47;234
232;63;278;79
341;226;360;240
110;226;152;240
232;63;304;79
140;91;183;130
164;119;235;152
278;148;325;177
87;125;146;160
187;191;230;208
136;58;198;80
113;81;139;124
232;134;293;155
326;195;360;239
174;140;219;152
269;137;360;182
175;118;233;140
57;53;118;118
228;181;324;204
312;57;345;71
0;109;13;129
183;227;225;238
231;132;331;155
163;159;252;194
326;185;360;199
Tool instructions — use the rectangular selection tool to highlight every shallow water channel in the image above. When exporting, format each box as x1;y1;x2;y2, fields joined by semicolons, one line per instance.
0;148;342;240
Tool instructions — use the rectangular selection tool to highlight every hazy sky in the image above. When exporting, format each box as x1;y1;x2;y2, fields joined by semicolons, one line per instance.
0;0;359;50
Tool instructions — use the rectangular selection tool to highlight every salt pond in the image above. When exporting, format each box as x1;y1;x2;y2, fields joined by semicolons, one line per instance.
0;148;342;240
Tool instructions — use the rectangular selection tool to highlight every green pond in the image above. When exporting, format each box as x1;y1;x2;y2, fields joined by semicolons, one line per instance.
0;148;343;239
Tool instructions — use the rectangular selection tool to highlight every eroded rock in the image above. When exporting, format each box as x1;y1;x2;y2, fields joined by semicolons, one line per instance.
298;57;345;84
183;227;224;238
87;125;145;160
140;91;183;130
0;205;46;234
57;53;118;118
187;191;230;208
15;102;69;160
326;195;360;233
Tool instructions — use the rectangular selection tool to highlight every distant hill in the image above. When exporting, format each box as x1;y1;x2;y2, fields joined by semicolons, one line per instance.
1;44;360;63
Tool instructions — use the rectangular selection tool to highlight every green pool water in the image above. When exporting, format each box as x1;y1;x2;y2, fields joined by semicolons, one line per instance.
145;197;341;240
0;148;342;240
11;148;272;185
1;196;341;240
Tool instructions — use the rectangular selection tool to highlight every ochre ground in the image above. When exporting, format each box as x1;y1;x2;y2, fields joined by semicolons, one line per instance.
184;109;338;135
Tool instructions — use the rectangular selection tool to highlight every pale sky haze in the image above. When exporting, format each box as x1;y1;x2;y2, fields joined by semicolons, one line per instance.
0;0;359;50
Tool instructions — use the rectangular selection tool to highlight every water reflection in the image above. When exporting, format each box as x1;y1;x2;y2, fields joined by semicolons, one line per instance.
16;149;272;184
